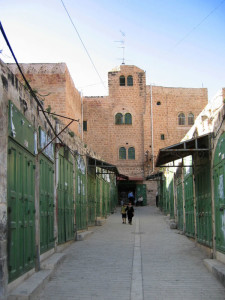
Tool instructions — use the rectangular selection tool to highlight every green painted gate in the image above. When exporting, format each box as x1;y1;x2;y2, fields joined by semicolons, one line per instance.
169;178;174;218
177;179;184;231
39;128;54;253
39;154;54;253
195;160;212;247
57;148;74;244
96;175;101;217
7;102;36;282
213;132;225;253
87;169;96;226
184;168;195;238
8;140;36;282
136;184;147;206
75;155;87;230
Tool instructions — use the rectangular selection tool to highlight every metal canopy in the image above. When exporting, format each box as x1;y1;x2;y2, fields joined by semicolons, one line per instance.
146;172;163;181
86;155;128;179
155;133;212;167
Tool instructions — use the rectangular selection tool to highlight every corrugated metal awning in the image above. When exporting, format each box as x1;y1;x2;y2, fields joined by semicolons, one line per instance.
86;155;128;179
155;133;212;167
146;172;163;181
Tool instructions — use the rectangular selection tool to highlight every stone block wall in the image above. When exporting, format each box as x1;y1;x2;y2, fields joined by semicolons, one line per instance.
7;63;82;138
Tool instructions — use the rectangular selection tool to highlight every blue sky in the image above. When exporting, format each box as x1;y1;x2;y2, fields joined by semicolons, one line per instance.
1;0;225;100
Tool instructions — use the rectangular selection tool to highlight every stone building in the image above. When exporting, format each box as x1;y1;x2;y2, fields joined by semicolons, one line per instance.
83;64;208;203
8;63;82;138
8;63;208;204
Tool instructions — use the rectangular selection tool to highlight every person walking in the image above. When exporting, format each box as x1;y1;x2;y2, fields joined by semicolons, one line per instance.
121;203;127;224
128;191;134;205
126;202;134;225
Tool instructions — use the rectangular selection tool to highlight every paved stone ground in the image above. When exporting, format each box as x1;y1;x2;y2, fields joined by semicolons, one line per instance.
37;206;225;300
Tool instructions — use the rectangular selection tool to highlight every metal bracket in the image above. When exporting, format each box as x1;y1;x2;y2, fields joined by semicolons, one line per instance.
37;120;74;156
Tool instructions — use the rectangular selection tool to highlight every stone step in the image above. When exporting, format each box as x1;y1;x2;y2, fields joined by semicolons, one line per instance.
204;258;225;287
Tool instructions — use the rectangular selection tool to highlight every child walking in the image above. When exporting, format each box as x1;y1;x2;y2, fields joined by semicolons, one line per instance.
126;202;134;225
121;204;127;224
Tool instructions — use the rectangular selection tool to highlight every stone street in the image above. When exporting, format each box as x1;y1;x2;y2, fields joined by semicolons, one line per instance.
37;206;225;300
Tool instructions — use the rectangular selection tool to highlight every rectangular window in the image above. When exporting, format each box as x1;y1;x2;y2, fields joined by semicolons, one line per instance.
83;121;87;131
161;134;165;140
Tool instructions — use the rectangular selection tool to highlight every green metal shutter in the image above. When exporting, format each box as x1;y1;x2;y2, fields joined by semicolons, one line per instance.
184;173;195;237
39;155;54;254
177;181;184;231
213;132;225;253
8;140;35;282
57;149;74;244
195;162;212;247
136;184;147;206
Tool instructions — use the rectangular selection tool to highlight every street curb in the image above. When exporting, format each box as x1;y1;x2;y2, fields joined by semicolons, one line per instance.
204;258;225;287
76;230;93;241
7;253;66;300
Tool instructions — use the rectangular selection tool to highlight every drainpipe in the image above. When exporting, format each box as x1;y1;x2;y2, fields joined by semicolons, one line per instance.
150;84;154;172
81;90;83;141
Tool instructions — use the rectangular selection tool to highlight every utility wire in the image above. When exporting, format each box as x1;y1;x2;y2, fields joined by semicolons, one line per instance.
60;0;107;90
171;0;225;50
0;21;64;145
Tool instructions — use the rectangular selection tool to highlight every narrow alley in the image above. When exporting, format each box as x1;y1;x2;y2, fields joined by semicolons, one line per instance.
36;206;225;300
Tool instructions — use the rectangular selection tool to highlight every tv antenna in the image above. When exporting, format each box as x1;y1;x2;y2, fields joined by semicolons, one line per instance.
114;30;125;64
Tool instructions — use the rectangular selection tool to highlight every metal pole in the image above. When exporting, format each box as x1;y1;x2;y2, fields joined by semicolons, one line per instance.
150;84;154;172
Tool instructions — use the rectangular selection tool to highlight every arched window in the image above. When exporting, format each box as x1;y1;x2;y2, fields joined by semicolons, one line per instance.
115;113;123;124
119;147;126;159
119;75;125;86
178;113;185;125
127;75;133;86
128;147;135;160
188;113;194;125
125;113;132;124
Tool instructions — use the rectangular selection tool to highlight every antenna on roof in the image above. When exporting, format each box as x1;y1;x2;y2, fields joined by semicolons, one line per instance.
114;30;126;65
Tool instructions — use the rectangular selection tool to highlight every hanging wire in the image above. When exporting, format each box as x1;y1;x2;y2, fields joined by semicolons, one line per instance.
60;0;107;90
0;21;64;145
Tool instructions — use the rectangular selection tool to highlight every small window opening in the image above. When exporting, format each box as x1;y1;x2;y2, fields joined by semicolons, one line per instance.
188;113;194;125
115;113;123;124
178;113;185;125
119;75;125;86
157;101;161;105
128;147;135;160
119;147;126;159
125;113;132;124
127;75;133;86
161;134;165;140
83;121;87;131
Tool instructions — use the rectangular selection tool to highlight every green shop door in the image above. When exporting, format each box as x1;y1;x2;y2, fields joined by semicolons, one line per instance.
195;161;212;247
75;155;87;231
184;173;195;237
136;184;147;206
58;148;74;244
7;139;35;282
177;181;184;231
39;155;54;254
213;132;225;253
87;173;96;226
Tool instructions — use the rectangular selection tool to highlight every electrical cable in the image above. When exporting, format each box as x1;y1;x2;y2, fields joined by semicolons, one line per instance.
171;0;225;50
0;21;65;146
60;0;106;91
